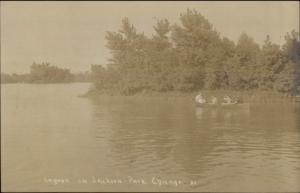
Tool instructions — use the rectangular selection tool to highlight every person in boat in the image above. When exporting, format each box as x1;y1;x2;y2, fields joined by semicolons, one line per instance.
234;96;243;104
210;96;218;104
223;95;232;104
195;93;206;104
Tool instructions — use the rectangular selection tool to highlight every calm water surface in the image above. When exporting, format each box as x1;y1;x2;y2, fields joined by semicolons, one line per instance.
2;83;300;192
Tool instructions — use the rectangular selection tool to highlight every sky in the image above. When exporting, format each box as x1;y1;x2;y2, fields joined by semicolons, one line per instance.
1;1;299;74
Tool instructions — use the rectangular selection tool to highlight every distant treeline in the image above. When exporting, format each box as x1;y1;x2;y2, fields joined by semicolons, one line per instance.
90;9;300;95
1;63;91;83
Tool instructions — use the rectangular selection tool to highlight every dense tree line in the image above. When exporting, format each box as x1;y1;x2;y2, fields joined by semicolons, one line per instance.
1;73;28;83
91;9;300;95
1;62;91;83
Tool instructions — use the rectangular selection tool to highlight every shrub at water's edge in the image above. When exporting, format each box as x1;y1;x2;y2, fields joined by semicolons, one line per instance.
90;9;300;97
83;86;299;104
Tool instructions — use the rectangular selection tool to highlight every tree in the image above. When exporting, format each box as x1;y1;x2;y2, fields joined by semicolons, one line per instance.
275;30;300;93
171;9;221;91
257;35;282;90
224;33;261;90
28;62;73;83
146;19;178;91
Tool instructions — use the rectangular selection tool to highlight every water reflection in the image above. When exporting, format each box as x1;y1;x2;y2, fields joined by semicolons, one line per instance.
90;97;183;176
90;96;300;191
3;83;300;192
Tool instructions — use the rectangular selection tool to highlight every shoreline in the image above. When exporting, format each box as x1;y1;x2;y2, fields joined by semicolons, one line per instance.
81;89;300;103
0;81;92;84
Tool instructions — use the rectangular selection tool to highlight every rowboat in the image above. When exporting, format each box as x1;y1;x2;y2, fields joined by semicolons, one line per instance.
195;102;250;110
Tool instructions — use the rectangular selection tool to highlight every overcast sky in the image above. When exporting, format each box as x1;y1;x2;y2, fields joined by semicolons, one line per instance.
1;1;299;74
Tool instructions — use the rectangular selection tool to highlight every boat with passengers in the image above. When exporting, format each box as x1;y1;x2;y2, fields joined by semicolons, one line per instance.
195;93;249;109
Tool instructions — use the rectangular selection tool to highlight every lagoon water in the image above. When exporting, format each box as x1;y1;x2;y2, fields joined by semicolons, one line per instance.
1;83;300;192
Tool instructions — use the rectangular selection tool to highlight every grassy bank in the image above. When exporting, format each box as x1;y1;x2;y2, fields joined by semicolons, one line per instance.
81;88;300;104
